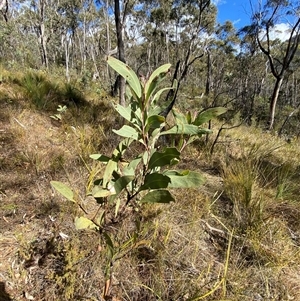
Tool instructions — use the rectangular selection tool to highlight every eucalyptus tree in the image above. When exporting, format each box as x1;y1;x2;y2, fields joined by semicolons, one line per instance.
0;0;39;66
135;0;217;115
242;0;300;130
204;21;239;98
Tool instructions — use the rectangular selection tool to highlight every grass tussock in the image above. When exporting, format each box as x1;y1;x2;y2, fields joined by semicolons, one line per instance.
0;66;300;300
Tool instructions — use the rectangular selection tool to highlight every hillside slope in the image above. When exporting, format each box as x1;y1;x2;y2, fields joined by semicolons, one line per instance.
1;77;300;301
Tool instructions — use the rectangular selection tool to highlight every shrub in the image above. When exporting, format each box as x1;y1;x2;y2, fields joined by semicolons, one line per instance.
51;57;226;298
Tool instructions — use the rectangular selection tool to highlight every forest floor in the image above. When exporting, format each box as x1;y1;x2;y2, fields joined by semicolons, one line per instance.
1;74;300;301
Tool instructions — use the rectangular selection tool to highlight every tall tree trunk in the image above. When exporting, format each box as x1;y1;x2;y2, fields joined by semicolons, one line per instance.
105;0;111;80
114;0;126;106
62;34;70;82
269;77;283;130
37;0;48;68
205;50;212;96
82;14;87;74
0;0;8;22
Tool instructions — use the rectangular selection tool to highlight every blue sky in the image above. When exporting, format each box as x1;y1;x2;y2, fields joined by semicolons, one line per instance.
214;0;293;41
214;0;252;29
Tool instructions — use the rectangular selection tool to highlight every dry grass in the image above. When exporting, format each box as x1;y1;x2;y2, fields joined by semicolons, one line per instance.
1;68;300;301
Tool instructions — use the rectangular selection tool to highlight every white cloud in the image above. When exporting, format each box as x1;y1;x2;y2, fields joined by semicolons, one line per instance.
232;19;241;26
260;23;293;42
211;0;226;5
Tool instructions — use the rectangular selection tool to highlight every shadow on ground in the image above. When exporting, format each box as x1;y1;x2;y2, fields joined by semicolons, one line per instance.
0;282;12;301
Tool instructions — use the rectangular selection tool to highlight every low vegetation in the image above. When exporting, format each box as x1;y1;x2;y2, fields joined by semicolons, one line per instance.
1;63;300;301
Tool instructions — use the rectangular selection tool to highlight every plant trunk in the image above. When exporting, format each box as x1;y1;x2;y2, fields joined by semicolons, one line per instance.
269;77;283;130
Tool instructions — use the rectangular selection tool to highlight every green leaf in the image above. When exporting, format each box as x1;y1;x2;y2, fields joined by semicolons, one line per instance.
148;148;180;170
115;104;132;123
115;175;135;194
75;216;99;230
149;106;162;117
103;160;118;187
193;107;227;126
140;173;171;190
145;63;171;103
172;108;188;124
127;155;142;170
114;103;142;129
145;115;165;131
89;154;110;162
93;186;115;198
107;56;142;98
130;102;142;123
160;124;203;136
123;156;142;176
50;181;76;203
152;86;174;104
163;170;206;188
140;189;175;203
109;175;135;202
112;138;133;158
113;125;139;140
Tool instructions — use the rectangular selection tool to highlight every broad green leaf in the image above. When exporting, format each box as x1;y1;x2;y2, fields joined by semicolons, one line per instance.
114;176;134;195
109;175;134;201
113;125;139;140
127;155;142;170
149;106;162;117
145;63;171;103
50;181;76;203
75;216;99;230
107;56;142;98
123;156;142;176
130;102;142;122
139;173;171;191
103;160;118;187
145;115;165;131
152;86;174;104
140;189;175;203
90;154;110;162
148;148;180;169
93;186;115;198
197;128;212;135
115;104;132;123
115;104;142;129
160;124;205;136
193;107;227;126
163;170;206;188
143;150;149;165
172;108;188;124
151;128;161;138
